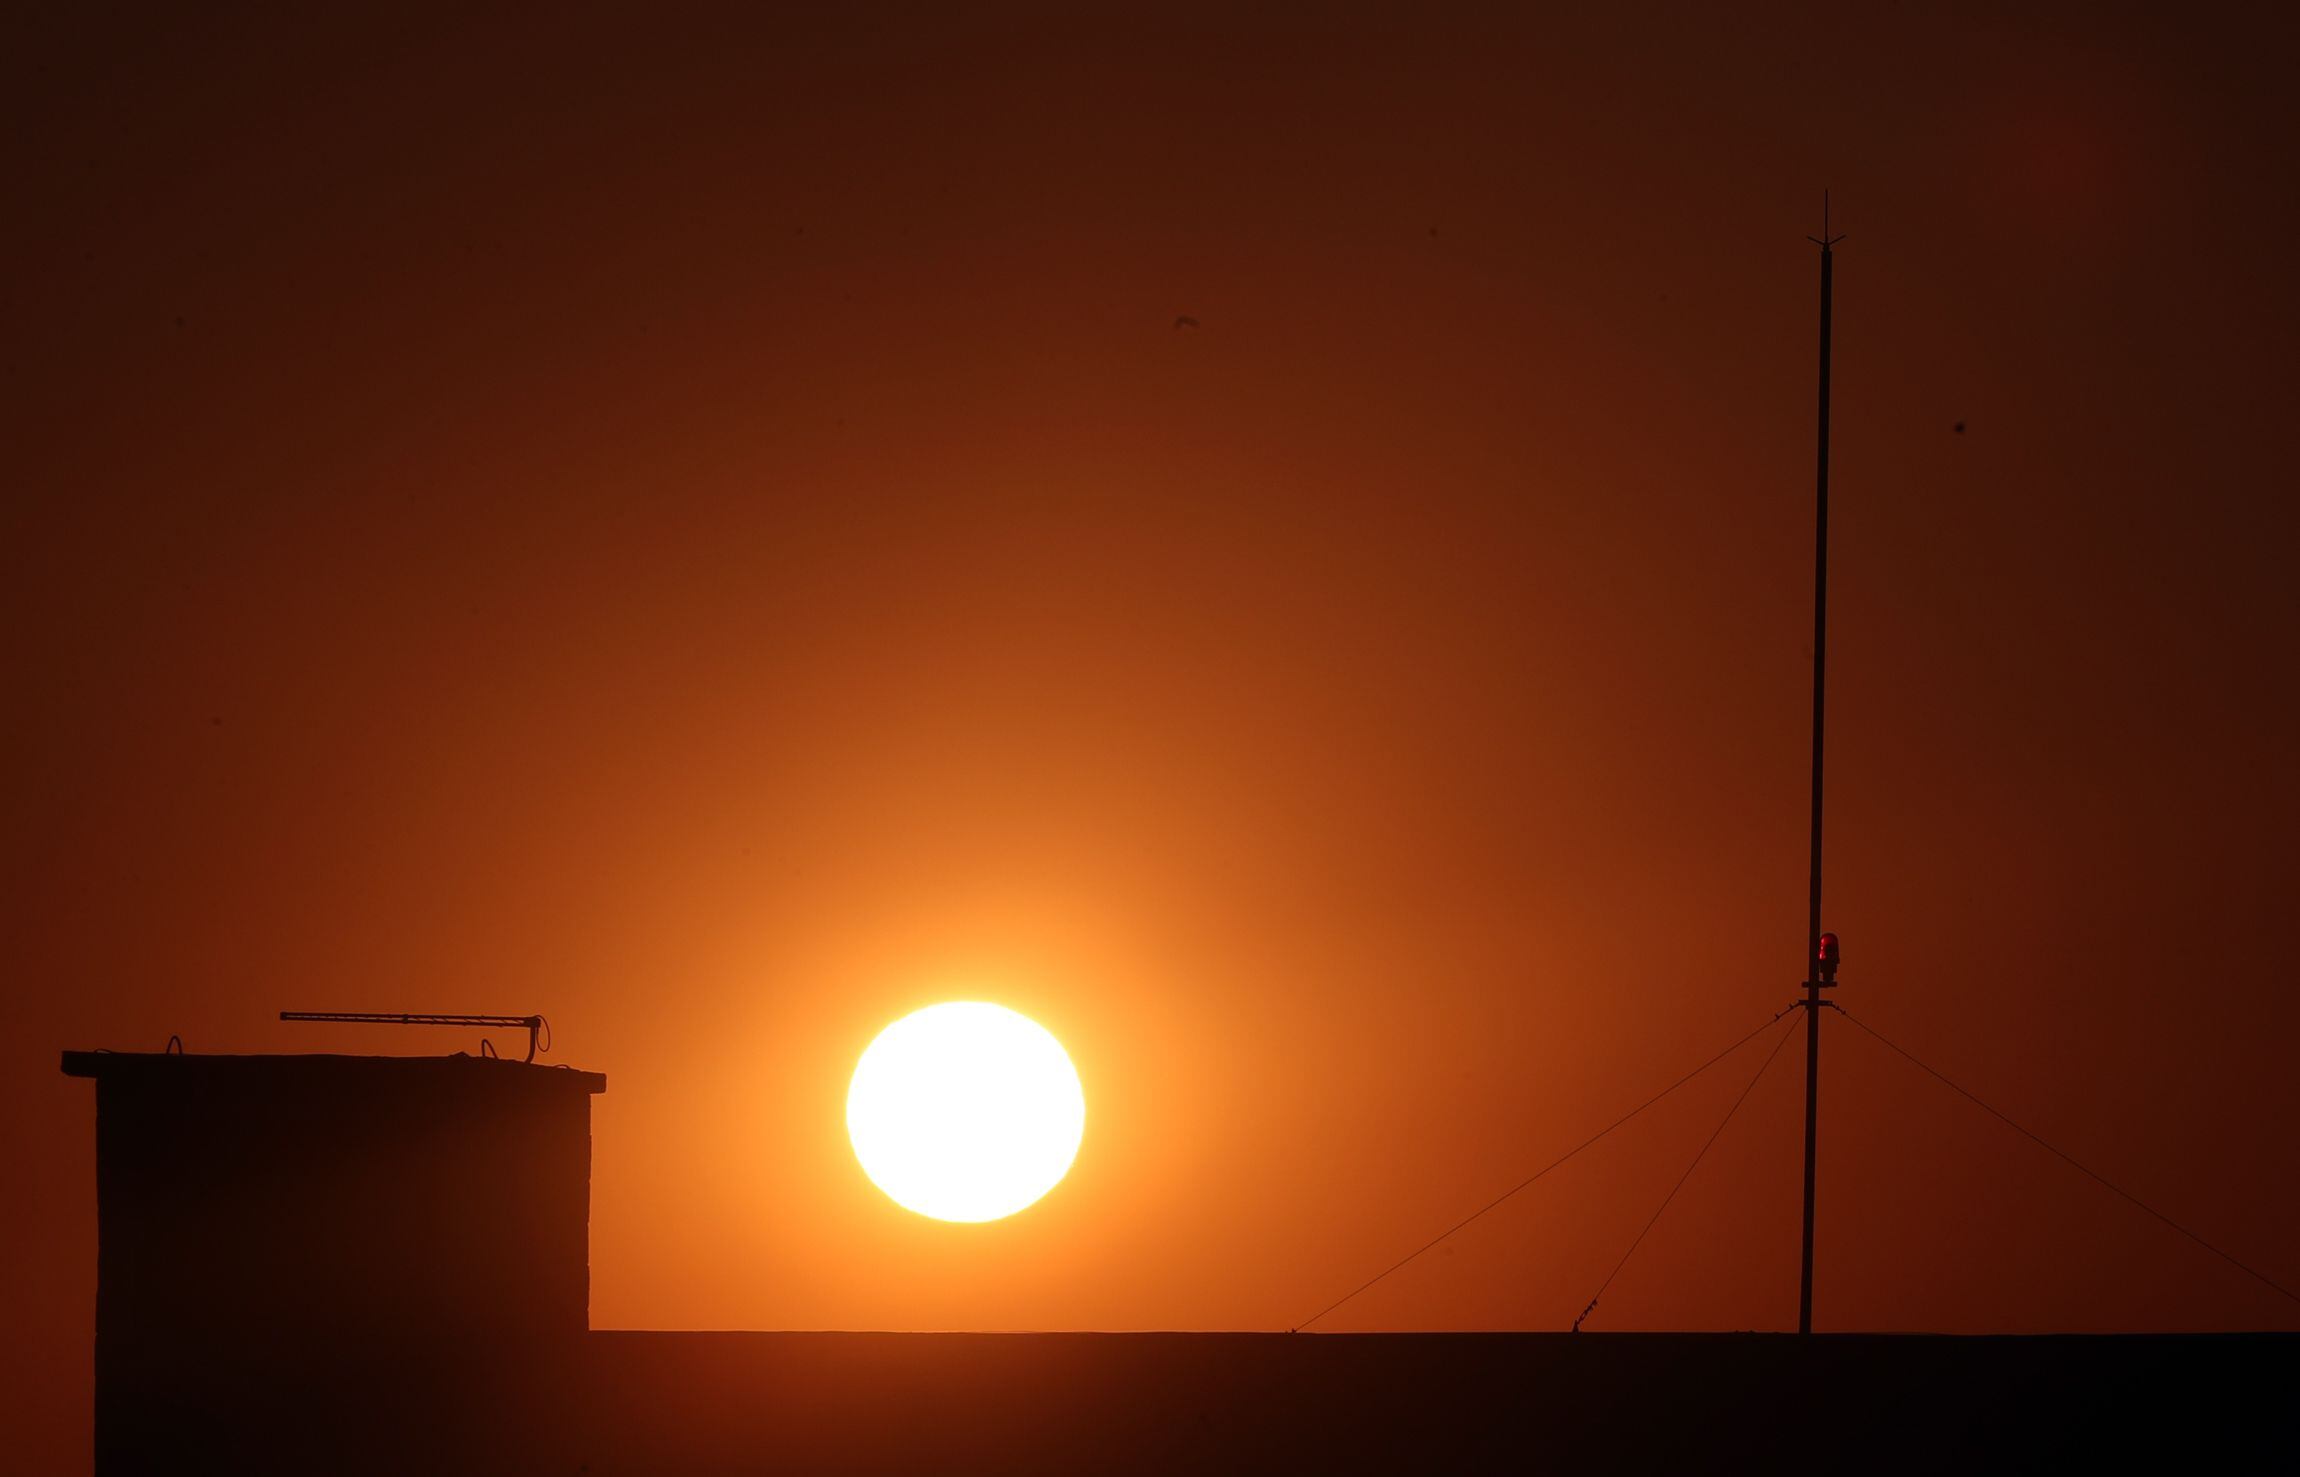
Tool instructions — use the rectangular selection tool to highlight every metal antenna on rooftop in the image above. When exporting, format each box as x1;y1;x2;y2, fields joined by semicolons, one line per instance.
1797;193;1846;1336
279;1012;551;1063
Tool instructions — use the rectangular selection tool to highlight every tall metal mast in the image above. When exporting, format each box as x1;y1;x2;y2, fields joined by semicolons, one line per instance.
1799;197;1845;1336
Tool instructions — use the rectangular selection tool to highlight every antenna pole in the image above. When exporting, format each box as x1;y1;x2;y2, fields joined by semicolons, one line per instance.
1799;198;1843;1336
279;1011;548;1063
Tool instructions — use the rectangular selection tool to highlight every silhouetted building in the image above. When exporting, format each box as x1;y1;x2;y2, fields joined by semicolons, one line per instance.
61;1049;2294;1474
62;1051;601;1474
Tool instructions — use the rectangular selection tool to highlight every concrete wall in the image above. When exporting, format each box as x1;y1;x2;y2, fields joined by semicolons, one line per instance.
552;1330;2295;1473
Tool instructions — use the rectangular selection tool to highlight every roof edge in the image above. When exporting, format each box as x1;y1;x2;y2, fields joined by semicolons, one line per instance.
60;1050;606;1093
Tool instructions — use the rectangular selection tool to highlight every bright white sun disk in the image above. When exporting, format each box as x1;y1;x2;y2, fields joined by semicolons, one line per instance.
846;1002;1085;1223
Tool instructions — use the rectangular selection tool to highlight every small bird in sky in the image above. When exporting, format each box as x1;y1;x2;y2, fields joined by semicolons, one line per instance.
1173;314;1199;330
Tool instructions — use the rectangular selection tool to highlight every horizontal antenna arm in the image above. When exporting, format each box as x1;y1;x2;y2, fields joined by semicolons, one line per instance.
279;1012;548;1062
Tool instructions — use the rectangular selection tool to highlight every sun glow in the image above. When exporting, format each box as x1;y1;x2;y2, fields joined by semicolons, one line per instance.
846;1002;1086;1223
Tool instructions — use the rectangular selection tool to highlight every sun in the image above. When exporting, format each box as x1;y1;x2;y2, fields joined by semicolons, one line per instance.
846;1002;1086;1223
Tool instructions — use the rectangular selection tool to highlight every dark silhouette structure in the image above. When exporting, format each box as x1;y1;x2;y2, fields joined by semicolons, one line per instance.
1798;206;1846;1336
60;1048;2295;1473
61;1050;600;1473
562;1328;2289;1472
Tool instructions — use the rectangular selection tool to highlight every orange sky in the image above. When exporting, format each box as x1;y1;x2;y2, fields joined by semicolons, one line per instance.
7;2;2299;1466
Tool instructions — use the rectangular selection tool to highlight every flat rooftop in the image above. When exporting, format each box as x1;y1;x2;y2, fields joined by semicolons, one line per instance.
61;1051;606;1093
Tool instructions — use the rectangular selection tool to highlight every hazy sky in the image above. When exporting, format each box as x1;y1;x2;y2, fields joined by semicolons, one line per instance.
7;2;2298;1465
